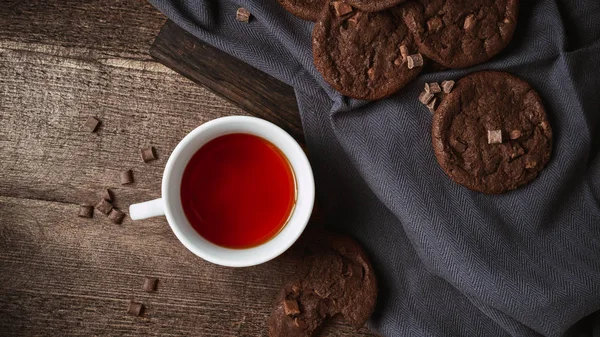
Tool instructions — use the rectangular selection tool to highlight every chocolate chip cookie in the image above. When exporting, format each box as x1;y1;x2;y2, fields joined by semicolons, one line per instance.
277;0;327;22
345;0;408;12
268;234;378;336
402;0;518;68
432;71;552;194
313;3;423;100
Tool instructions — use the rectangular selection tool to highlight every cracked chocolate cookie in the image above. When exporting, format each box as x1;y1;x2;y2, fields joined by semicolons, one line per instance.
277;0;327;22
402;0;518;68
345;0;409;12
268;234;377;337
432;71;552;194
313;2;423;100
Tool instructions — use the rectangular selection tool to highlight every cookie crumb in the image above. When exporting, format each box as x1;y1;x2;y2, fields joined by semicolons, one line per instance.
236;8;251;22
425;82;441;94
509;130;522;140
332;1;353;17
393;58;402;66
426;97;438;113
407;54;423;69
487;130;503;144
283;299;300;316
525;158;538;169
347;12;360;25
441;80;455;93
418;91;434;105
427;17;443;33
463;14;476;30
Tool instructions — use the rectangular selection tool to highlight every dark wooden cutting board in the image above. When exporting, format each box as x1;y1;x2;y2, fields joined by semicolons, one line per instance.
149;20;304;143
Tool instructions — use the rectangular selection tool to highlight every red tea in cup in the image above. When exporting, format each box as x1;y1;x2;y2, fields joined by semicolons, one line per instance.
180;133;296;249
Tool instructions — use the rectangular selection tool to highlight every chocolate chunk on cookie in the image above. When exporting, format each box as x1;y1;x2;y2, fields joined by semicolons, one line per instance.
432;71;552;194
313;4;422;100
277;0;327;21
268;234;377;337
402;0;518;68
345;0;408;12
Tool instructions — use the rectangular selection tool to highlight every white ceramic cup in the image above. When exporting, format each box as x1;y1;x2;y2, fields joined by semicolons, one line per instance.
129;116;315;267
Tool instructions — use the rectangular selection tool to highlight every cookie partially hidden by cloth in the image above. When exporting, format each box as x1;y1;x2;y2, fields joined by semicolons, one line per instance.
313;3;422;100
268;234;377;337
277;0;328;21
402;0;518;68
432;71;552;194
346;0;408;12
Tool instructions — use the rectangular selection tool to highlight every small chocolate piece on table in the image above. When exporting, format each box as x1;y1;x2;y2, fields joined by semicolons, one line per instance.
78;205;94;218
84;116;100;133
487;130;503;144
509;130;522;140
120;170;134;185
236;8;251;22
418;91;434;105
101;188;112;202
108;209;125;224
95;199;113;215
143;277;158;292
425;82;441;94
426;97;438;113
407;53;423;69
332;1;353;17
283;299;300;316
127;301;144;316
441;80;455;93
141;146;156;163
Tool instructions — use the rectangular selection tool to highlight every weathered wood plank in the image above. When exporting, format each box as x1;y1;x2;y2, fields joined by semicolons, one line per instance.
0;196;377;336
150;21;303;143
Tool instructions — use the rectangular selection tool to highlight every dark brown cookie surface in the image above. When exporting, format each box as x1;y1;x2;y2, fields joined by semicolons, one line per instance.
402;0;518;68
268;234;377;337
432;71;552;194
313;3;423;100
277;0;327;22
345;0;408;12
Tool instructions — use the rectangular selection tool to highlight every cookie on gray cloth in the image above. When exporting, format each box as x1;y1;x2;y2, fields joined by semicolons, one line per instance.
276;0;327;22
402;0;518;68
345;0;409;12
313;3;423;100
432;71;552;194
268;234;378;337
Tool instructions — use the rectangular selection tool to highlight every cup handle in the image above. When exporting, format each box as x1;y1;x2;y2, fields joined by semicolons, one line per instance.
129;198;165;220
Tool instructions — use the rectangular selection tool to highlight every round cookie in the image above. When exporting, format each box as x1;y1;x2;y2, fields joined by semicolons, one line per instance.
313;3;423;100
432;71;552;194
268;234;378;337
277;0;327;22
345;0;409;13
402;0;518;68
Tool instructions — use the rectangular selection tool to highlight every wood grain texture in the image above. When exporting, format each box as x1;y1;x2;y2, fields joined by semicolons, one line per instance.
0;0;378;336
150;21;303;143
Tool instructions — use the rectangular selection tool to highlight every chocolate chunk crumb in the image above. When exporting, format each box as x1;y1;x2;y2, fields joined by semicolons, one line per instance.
236;8;251;22
426;97;438;113
127;301;144;316
143;277;158;292
427;17;443;33
294;317;308;329
332;1;353;17
283;299;300;316
101;188;112;202
108;209;125;224
141;146;156;163
418;91;434;105
463;14;476;30
407;54;423;69
78;205;94;218
525;158;538;169
487;130;503;144
120;170;134;185
95;199;113;215
509;130;522;140
441;80;455;93
425;82;441;94
84;116;100;133
399;45;409;61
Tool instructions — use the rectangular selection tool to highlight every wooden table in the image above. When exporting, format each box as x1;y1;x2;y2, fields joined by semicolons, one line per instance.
0;1;378;336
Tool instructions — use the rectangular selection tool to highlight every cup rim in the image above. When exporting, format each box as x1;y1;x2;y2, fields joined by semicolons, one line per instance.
161;116;315;267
